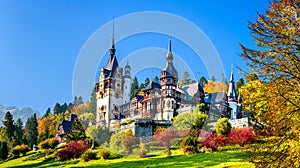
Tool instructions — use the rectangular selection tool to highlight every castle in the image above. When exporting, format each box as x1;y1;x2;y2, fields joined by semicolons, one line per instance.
95;35;242;128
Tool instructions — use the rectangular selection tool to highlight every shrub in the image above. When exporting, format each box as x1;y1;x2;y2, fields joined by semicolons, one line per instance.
110;130;137;155
180;146;196;155
98;146;110;160
133;140;147;158
180;135;198;154
215;118;232;136
200;133;225;151
227;127;255;146
57;140;89;161
38;138;59;149
11;144;31;156
81;149;97;162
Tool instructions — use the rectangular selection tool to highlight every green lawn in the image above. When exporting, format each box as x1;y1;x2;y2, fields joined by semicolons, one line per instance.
0;146;254;168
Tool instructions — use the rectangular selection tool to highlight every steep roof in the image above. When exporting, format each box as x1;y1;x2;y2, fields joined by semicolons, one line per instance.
181;83;204;101
205;91;227;104
59;114;77;134
143;81;161;91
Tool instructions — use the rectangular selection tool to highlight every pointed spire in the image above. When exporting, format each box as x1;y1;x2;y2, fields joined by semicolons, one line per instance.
230;64;234;82
168;38;172;53
111;19;115;49
227;64;237;101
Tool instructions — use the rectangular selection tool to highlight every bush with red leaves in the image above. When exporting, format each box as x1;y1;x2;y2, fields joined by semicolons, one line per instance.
227;127;255;146
57;140;90;161
200;132;225;151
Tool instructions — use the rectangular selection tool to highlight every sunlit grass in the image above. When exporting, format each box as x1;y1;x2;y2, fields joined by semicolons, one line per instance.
0;146;254;168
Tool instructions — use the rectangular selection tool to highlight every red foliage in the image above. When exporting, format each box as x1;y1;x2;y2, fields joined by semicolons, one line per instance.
57;140;90;161
200;132;225;151
226;127;255;146
153;127;182;148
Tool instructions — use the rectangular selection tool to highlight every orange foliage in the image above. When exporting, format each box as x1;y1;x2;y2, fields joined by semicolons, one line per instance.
204;80;227;93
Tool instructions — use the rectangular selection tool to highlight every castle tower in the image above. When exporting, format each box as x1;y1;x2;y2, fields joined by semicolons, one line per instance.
160;39;178;120
96;24;124;127
227;65;240;120
123;61;131;104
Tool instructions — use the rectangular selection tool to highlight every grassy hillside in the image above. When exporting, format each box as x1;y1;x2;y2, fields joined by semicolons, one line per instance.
0;146;254;168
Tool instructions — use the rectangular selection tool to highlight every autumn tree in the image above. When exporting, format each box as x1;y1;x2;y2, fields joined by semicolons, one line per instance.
240;1;300;167
204;80;227;93
37;114;57;143
86;125;111;146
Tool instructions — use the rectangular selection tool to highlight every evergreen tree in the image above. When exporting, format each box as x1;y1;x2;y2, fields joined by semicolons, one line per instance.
130;76;139;98
2;111;15;145
198;76;208;87
14;118;24;145
144;77;150;87
53;102;61;115
66;118;87;142
0;141;8;160
221;73;227;84
67;103;74;112
25;113;38;148
61;103;68;113
43;107;51;118
181;71;192;86
89;87;97;116
78;96;84;105
153;76;160;83
73;96;84;106
235;78;245;95
139;83;145;90
210;75;216;82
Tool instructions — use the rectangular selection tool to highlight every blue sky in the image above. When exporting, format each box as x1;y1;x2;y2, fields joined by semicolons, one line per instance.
0;0;269;114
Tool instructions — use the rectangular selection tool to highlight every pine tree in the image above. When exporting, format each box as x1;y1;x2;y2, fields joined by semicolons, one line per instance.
130;76;139;98
53;102;61;115
198;76;208;87
2;111;15;145
153;76;160;83
43;107;51;118
181;71;192;86
210;76;216;82
89;86;97;116
0;141;8;160
25;113;38;148
66;118;87;142
235;78;245;95
14;118;24;145
221;73;227;84
144;77;150;87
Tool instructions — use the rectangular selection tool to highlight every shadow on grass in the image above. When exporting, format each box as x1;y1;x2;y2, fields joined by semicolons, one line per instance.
87;150;252;168
6;159;79;168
